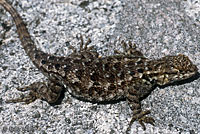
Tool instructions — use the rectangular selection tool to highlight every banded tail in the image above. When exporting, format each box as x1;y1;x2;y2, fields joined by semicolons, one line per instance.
0;0;59;72
0;0;39;56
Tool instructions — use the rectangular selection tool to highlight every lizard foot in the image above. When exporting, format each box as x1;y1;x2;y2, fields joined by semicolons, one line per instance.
126;110;155;134
68;34;94;53
68;34;99;59
115;40;144;57
6;82;63;104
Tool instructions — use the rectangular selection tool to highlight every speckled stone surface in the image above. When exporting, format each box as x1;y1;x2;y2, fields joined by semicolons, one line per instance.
0;0;199;134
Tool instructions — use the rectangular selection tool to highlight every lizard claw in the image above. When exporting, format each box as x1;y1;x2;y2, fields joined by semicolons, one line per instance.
76;34;92;52
115;39;144;57
6;92;37;104
126;110;155;133
139;116;155;130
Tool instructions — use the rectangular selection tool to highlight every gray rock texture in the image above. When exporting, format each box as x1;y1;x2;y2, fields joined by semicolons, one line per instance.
0;0;199;133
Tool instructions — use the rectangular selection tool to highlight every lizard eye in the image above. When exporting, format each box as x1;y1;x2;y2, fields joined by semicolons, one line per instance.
137;68;143;73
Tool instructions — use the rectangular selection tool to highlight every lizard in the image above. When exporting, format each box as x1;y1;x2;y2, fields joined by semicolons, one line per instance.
0;0;198;133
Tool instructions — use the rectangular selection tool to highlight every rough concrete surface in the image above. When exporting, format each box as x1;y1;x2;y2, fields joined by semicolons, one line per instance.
0;0;200;134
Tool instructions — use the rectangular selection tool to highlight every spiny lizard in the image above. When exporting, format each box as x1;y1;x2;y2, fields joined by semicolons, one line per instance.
0;0;198;133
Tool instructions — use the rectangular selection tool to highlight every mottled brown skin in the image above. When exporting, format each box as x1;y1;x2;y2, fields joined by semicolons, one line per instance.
0;0;198;133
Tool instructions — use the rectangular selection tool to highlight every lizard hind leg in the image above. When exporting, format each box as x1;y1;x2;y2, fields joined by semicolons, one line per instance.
6;81;63;104
68;34;99;58
68;34;99;60
115;40;144;57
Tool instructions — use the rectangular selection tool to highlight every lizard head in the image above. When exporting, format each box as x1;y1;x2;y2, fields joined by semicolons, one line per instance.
148;54;198;86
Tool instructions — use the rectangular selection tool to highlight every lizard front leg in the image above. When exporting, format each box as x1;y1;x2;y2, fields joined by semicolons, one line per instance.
6;81;63;104
126;87;155;133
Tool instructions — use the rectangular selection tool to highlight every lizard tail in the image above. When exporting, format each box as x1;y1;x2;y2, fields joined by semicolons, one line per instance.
0;0;72;74
0;0;38;57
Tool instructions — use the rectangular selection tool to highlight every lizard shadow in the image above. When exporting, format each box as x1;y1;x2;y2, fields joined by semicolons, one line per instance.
50;90;126;106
